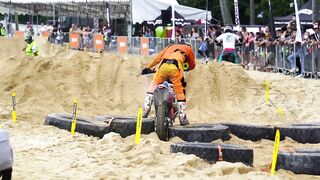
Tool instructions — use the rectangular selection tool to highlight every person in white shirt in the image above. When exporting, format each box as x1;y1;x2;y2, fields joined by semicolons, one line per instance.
216;26;240;64
39;23;48;36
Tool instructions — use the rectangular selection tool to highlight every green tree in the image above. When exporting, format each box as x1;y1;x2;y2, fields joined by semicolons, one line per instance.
178;0;311;25
312;0;318;23
220;0;232;25
250;0;255;25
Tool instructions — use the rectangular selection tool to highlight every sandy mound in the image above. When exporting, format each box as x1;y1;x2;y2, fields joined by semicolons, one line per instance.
1;37;319;125
0;37;320;179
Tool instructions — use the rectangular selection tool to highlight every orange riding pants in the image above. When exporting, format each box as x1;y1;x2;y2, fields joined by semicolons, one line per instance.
147;63;185;101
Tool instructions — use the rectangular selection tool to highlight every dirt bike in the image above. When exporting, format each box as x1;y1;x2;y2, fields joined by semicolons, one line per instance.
142;69;179;141
153;81;179;141
219;50;238;64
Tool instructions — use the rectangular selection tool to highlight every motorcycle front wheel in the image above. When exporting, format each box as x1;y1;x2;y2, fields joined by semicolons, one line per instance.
155;101;169;141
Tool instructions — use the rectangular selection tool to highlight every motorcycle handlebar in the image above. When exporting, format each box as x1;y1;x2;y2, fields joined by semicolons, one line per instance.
141;68;156;75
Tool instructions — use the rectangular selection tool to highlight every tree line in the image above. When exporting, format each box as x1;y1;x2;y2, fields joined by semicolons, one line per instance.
177;0;318;25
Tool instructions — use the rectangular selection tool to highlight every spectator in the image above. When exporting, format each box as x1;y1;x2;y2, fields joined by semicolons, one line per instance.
287;15;296;30
190;27;199;39
0;23;6;36
24;22;34;38
287;29;306;77
198;36;210;64
246;32;255;66
39;23;47;36
144;29;151;37
216;26;240;64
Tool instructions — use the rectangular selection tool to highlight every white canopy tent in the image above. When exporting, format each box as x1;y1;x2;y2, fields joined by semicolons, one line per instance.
132;0;212;23
0;0;129;3
0;0;212;36
0;0;211;22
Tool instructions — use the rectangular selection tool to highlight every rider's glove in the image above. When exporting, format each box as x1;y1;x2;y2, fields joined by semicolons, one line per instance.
141;67;152;75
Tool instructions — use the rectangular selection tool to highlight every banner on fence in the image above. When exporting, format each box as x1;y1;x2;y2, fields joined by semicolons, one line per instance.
140;37;149;56
42;31;50;38
94;34;104;51
69;33;79;49
117;36;128;54
14;31;24;37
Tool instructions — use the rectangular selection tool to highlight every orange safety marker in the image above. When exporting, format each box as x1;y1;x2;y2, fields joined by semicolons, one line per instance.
69;33;79;49
218;145;223;161
94;34;104;52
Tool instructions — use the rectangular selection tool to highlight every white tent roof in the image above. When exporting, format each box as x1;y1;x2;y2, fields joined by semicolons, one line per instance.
0;0;211;23
132;0;211;23
0;0;129;3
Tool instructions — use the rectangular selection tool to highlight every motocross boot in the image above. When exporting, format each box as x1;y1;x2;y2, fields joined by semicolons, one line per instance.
178;101;189;125
143;93;154;118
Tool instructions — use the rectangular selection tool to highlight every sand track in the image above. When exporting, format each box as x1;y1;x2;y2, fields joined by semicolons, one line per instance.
0;37;320;179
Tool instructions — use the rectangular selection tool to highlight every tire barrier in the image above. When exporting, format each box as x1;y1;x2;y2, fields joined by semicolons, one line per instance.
292;121;320;127
95;115;155;138
222;123;320;144
168;124;231;142
276;148;320;175
170;142;253;166
222;123;278;141
279;126;320;144
44;113;109;138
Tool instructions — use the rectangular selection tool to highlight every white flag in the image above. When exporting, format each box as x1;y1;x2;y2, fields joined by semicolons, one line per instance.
234;0;240;31
294;0;302;42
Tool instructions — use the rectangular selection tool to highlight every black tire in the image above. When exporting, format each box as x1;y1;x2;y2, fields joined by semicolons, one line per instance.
155;101;169;141
44;113;109;138
276;149;320;175
96;115;136;121
170;142;253;166
279;126;320;144
169;124;230;142
222;123;279;141
95;115;155;138
292;121;320;127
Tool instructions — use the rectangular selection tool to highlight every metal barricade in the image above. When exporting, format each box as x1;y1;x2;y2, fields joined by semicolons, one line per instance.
128;37;141;54
303;44;312;76
41;33;320;78
148;37;157;55
110;36;118;52
311;46;320;78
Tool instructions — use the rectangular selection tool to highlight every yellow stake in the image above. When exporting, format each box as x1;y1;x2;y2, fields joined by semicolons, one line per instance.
270;129;280;175
266;80;269;104
277;107;284;116
269;99;285;116
66;43;69;51
135;108;143;144
71;99;78;135
12;92;17;123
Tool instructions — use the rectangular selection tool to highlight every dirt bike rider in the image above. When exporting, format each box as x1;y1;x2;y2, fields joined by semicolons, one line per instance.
216;26;240;64
22;35;39;57
141;43;196;125
0;23;6;36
